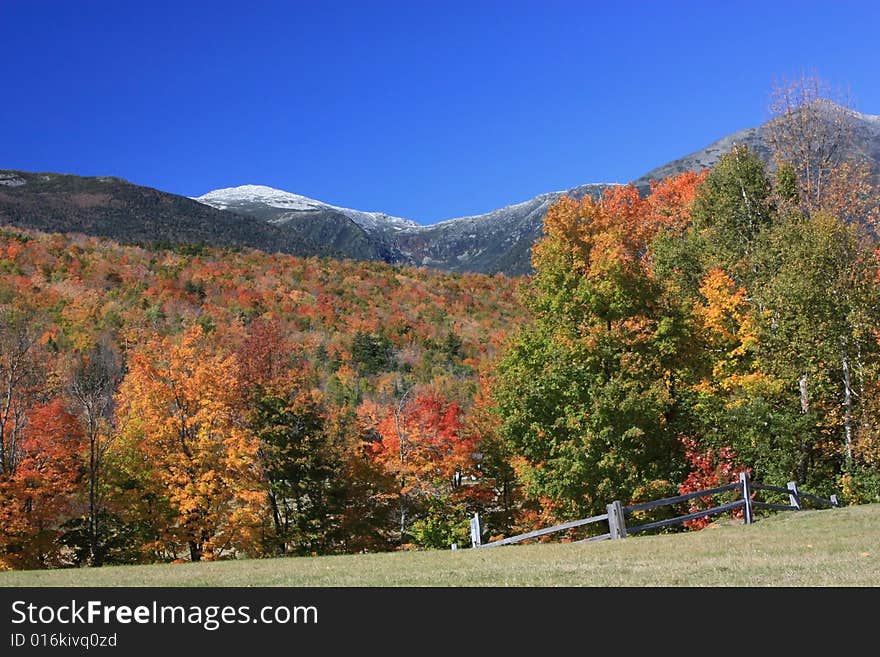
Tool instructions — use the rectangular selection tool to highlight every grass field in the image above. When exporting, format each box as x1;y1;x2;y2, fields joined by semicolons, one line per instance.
2;504;878;587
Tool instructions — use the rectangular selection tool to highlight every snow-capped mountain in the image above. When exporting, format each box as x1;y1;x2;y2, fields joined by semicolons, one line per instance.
4;102;878;276
195;183;614;275
195;99;880;274
196;185;420;233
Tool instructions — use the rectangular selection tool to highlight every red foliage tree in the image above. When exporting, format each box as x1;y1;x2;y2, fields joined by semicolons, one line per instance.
365;390;482;546
0;399;84;569
678;436;746;529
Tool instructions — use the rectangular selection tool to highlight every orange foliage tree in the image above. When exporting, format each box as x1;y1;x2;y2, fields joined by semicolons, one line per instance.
115;325;263;561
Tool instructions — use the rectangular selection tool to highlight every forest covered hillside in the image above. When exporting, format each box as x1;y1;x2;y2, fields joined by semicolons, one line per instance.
0;227;526;567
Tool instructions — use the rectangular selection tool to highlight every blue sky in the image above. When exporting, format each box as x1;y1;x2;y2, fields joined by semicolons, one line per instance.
2;1;879;223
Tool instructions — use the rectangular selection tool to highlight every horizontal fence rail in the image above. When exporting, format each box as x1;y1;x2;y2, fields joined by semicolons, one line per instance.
624;483;740;514
479;513;609;548
470;472;841;549
627;500;745;535
799;492;839;507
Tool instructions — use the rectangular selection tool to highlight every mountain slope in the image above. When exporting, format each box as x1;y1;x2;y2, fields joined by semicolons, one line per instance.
196;105;880;275
0;171;325;257
392;183;613;275
633;124;771;190
4;104;879;276
194;185;412;262
196;183;614;276
634;104;880;189
849;107;880;169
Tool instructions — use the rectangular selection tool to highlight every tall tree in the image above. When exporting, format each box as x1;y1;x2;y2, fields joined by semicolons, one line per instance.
0;400;84;569
250;388;339;555
687;266;805;484
460;374;519;538
367;389;479;547
494;183;695;519
67;338;123;566
0;305;47;477
116;326;263;561
754;210;880;483
766;72;878;222
690;144;776;284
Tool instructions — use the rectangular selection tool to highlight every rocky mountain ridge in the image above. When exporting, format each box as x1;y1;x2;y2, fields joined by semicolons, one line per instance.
3;103;878;275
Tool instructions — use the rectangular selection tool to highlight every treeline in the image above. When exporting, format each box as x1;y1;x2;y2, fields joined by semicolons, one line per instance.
0;236;525;569
494;89;880;525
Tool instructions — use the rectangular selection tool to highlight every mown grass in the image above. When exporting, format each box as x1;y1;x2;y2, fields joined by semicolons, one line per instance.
2;504;878;587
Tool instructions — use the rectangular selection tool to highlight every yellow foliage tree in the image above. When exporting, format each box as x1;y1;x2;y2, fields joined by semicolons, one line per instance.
695;268;760;377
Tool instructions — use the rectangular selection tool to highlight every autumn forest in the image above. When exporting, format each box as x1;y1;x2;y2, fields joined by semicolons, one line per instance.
2;84;880;570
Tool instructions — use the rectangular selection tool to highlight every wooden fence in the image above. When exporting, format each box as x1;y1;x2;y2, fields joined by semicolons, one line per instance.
472;472;839;549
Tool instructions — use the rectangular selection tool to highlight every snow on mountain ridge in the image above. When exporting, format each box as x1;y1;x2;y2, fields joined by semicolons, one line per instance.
195;185;420;232
195;182;620;235
427;183;620;229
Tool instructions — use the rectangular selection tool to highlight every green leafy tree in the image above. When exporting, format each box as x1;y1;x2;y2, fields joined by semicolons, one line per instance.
753;210;880;488
351;331;395;376
494;188;695;519
690;144;775;284
67;338;123;566
251;389;344;555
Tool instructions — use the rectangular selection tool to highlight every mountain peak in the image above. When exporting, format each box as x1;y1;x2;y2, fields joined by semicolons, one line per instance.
195;185;322;211
195;184;421;233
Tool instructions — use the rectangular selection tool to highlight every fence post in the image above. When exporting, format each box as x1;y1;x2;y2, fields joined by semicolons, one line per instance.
606;500;627;539
470;512;482;548
830;494;839;508
739;472;753;525
787;481;801;510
